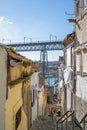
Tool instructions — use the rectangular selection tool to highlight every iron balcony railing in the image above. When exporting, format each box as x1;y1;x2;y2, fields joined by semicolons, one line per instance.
56;110;73;130
56;110;87;130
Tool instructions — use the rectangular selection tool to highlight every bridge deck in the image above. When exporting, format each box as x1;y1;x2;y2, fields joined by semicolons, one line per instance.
6;41;64;51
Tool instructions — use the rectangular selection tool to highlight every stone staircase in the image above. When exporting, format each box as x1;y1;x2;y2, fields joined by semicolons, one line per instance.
57;121;82;130
30;115;83;130
30;115;57;130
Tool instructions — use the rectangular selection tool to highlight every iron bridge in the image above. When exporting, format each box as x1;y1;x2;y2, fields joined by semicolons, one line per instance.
6;41;64;51
6;41;64;78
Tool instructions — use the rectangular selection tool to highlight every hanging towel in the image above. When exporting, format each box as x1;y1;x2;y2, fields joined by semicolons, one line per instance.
63;67;73;85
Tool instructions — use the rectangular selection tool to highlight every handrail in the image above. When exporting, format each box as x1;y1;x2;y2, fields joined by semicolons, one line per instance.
56;110;72;123
80;113;87;130
60;111;75;123
56;111;87;130
60;111;83;130
74;117;83;130
80;113;87;124
56;110;75;130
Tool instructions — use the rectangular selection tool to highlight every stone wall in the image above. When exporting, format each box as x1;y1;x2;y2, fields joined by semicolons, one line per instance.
76;8;87;43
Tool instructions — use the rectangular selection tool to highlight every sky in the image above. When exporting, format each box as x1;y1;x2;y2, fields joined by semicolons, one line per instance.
0;0;74;61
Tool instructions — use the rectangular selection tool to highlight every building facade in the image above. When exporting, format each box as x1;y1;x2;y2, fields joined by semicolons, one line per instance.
30;71;39;126
61;32;75;114
0;45;32;130
61;0;87;124
74;0;87;121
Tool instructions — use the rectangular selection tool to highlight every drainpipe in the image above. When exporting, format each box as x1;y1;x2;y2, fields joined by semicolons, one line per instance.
64;85;67;113
71;47;74;110
73;47;76;111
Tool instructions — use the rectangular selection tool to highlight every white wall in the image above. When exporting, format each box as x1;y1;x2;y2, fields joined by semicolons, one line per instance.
66;48;71;67
66;47;72;110
76;76;87;122
67;88;71;110
75;8;87;102
75;8;87;120
30;72;39;124
0;48;7;130
76;76;87;101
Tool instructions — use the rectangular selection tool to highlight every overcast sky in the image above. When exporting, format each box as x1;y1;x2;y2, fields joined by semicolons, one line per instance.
0;0;74;61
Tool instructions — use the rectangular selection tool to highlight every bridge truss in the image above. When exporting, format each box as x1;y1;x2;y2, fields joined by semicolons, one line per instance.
7;41;64;78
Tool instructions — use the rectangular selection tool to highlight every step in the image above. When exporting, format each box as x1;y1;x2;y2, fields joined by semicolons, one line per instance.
31;126;56;130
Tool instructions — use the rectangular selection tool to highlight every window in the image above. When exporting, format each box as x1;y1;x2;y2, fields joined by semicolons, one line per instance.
77;1;80;16
75;52;81;74
15;108;21;130
84;0;87;8
31;88;37;107
82;51;87;75
31;89;35;106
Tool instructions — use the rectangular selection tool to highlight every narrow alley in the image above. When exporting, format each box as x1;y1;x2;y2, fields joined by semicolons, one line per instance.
1;0;87;130
30;115;57;130
30;110;86;130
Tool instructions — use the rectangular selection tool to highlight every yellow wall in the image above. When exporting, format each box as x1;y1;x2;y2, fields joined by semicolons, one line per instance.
43;93;47;115
10;63;32;81
38;90;47;116
38;92;43;116
10;64;23;81
5;83;28;130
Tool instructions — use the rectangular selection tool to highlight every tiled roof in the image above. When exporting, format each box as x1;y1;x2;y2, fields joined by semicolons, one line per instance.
6;48;24;60
0;44;40;72
62;32;75;47
32;65;41;72
0;44;24;60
